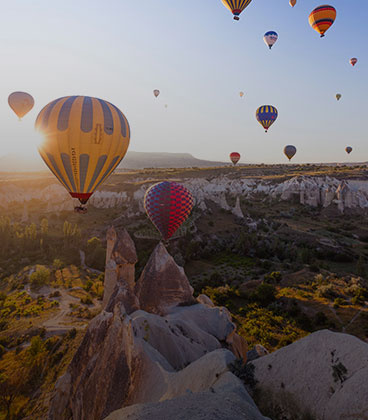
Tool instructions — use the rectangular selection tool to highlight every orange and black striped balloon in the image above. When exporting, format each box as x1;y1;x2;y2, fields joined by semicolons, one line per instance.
309;5;336;38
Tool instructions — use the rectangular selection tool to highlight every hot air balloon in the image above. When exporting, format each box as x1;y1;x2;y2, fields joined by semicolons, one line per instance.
239;91;244;98
284;145;297;161
350;58;358;67
290;0;296;7
336;93;342;101
264;31;278;49
230;152;241;165
35;96;130;212
221;0;253;21
309;5;336;38
144;181;194;241
345;146;352;154
8;92;34;120
153;89;160;98
256;105;278;133
164;104;168;108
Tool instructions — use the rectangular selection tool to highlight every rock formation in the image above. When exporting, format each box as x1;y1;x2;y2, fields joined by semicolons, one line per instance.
252;330;368;420
105;368;267;420
232;196;244;219
3;175;368;215
103;227;138;309
48;230;250;420
135;242;195;315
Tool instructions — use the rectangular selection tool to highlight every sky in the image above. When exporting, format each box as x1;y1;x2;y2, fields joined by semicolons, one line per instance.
0;0;367;164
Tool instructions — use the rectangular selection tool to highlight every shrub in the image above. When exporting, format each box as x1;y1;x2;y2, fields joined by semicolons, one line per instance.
333;297;346;308
81;296;93;305
30;266;50;288
264;272;282;284
250;283;276;307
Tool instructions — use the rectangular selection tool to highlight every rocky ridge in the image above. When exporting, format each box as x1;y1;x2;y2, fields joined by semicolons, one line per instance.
48;228;253;420
2;175;368;214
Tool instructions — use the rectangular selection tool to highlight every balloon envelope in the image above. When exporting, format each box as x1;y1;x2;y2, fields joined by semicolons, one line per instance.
230;152;241;165
239;91;244;98
8;92;34;119
289;0;296;7
350;58;358;67
345;147;352;154
35;96;130;205
144;181;194;241
336;93;342;101
284;145;297;161
264;31;278;49
256;105;278;132
309;5;336;37
153;89;160;98
221;0;252;20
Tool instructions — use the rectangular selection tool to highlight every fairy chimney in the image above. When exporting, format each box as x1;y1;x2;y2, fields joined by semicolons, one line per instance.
103;227;138;308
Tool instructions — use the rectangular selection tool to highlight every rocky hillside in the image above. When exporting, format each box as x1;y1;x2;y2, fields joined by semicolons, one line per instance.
48;227;254;420
46;227;368;420
2;174;368;215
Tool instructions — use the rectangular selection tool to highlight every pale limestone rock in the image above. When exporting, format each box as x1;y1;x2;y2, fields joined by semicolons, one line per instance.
252;330;368;420
104;368;268;420
135;242;194;315
48;289;250;419
232;196;244;219
103;227;138;309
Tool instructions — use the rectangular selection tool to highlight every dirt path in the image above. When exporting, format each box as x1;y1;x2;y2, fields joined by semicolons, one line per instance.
42;289;82;332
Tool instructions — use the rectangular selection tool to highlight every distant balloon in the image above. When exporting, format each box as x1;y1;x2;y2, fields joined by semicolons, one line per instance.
144;181;194;241
164;104;168;108
336;93;342;101
221;0;253;21
289;0;296;7
8;92;34;120
264;31;278;49
309;5;336;38
35;96;130;208
350;58;358;67
153;89;160;98
256;105;278;133
239;91;244;98
230;152;241;165
345;146;352;154
284;145;297;161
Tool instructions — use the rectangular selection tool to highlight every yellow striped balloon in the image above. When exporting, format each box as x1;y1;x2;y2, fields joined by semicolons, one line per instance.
35;96;130;205
221;0;252;21
309;5;336;38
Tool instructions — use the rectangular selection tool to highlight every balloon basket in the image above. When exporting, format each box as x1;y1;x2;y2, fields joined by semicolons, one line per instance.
74;206;88;214
233;16;239;21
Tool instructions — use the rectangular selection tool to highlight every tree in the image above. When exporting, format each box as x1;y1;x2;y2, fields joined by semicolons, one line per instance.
40;218;48;235
30;266;50;289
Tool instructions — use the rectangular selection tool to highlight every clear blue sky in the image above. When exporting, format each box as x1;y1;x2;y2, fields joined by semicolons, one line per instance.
0;0;367;164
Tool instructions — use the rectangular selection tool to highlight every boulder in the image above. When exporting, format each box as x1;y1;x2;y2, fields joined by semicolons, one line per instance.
252;330;368;420
135;242;195;315
105;371;268;420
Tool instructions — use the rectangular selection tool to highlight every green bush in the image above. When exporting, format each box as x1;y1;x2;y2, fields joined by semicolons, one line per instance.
333;297;347;308
81;296;93;305
264;272;282;284
30;266;50;288
250;283;276;307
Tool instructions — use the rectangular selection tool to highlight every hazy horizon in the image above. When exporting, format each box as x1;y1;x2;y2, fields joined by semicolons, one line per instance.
0;0;367;165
